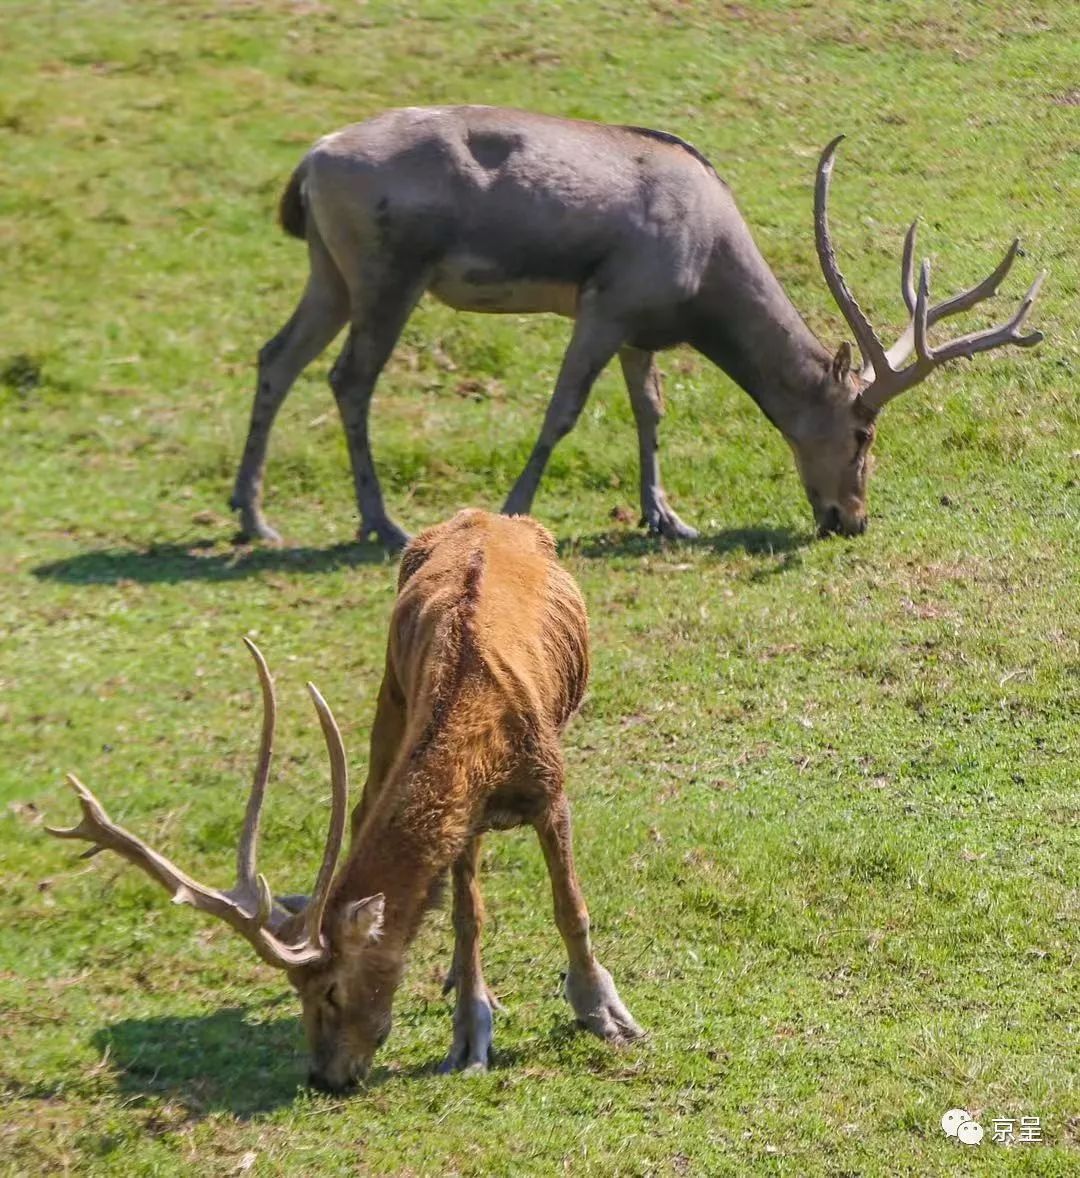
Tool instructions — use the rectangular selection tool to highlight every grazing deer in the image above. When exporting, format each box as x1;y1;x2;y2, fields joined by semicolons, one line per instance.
229;106;1045;546
48;509;641;1092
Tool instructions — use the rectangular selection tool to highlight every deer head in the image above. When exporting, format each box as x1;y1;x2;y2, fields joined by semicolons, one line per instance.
799;136;1045;538
46;640;390;1092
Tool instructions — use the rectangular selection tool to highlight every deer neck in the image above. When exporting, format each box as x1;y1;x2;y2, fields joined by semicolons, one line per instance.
690;230;832;437
332;766;475;954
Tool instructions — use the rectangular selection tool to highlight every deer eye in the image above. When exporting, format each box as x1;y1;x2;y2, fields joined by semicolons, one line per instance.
855;427;872;447
324;983;341;1010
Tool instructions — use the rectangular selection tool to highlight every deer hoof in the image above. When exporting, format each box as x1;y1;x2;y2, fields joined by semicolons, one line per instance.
228;494;283;545
643;503;698;542
565;963;645;1045
233;518;283;546
361;518;411;552
438;994;495;1073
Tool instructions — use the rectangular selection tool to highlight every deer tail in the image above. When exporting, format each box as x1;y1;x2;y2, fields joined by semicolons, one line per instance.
278;159;308;240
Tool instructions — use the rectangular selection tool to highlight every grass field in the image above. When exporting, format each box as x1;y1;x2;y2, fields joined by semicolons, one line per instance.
1;1;1077;1173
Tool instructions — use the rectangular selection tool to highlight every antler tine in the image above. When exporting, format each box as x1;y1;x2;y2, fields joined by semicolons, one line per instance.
883;234;1024;373
46;772;328;970
46;774;206;901
901;228;1020;323
913;259;933;364
870;222;921;378
931;269;1046;364
52;773;326;968
235;638;276;899
45;650;338;972
301;682;349;951
930;236;1021;322
900;221;918;315
814;135;890;383
863;262;1046;411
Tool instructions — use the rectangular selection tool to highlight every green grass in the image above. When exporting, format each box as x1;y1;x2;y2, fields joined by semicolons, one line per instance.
1;0;1078;1173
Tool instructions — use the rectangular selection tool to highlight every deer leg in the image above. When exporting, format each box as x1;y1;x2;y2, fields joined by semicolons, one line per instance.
534;793;643;1044
231;230;349;543
502;302;626;518
619;347;698;541
439;836;497;1073
328;270;428;551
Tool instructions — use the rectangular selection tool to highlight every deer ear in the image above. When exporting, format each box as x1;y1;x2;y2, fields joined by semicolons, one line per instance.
831;341;853;381
341;893;385;947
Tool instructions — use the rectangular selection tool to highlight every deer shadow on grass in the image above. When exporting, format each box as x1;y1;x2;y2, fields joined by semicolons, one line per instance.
563;524;809;565
32;523;808;588
90;1004;307;1119
33;539;392;587
88;1003;534;1119
32;523;809;591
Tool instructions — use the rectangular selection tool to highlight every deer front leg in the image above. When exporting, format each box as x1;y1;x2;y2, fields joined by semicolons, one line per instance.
618;347;697;541
439;836;497;1073
534;794;643;1044
231;233;349;543
502;300;626;518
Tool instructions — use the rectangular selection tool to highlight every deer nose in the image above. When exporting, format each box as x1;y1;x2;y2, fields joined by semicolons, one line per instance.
817;506;842;536
307;1069;357;1095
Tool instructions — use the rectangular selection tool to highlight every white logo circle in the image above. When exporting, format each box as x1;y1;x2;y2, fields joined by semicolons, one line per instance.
941;1109;969;1138
957;1120;984;1146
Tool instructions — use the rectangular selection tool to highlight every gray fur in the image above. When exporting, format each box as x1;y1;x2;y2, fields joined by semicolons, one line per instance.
230;105;857;545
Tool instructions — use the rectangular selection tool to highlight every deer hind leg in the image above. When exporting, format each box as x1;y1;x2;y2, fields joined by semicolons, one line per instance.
231;227;349;543
502;293;626;518
439;836;497;1073
618;347;697;541
534;791;643;1044
328;266;428;551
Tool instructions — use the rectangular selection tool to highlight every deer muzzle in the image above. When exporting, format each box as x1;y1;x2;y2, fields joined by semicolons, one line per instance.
307;1056;369;1094
816;505;868;538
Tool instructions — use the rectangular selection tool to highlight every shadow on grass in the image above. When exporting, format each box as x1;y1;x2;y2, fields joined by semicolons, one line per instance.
90;1006;305;1118
32;540;392;586
565;524;809;562
32;525;809;591
86;1006;531;1119
32;524;808;588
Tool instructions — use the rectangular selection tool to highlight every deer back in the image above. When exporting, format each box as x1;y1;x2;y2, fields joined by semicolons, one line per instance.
393;509;588;741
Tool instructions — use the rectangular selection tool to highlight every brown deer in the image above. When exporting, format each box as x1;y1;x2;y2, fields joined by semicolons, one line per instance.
48;509;641;1092
229;107;1045;547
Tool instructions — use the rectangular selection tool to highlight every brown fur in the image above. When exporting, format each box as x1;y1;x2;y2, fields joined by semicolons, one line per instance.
46;510;639;1091
288;509;638;1091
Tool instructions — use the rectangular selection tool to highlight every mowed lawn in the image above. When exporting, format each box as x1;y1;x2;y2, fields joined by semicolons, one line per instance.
1;1;1077;1173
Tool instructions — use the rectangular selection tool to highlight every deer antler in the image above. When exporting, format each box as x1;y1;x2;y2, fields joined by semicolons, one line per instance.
46;641;349;971
814;137;1046;413
229;637;277;926
299;681;349;951
814;136;891;385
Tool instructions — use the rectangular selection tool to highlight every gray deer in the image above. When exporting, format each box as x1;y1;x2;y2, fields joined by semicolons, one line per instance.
229;106;1044;547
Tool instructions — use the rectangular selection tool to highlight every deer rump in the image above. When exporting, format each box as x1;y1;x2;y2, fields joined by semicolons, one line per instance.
48;509;642;1091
